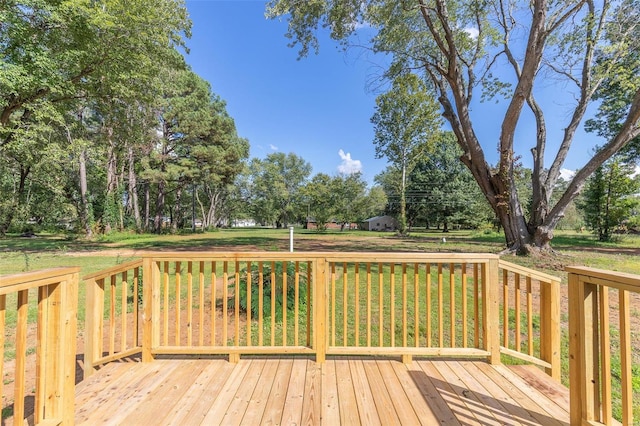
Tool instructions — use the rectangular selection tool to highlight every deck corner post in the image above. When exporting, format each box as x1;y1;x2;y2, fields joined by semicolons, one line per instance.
568;271;597;425
314;257;327;364
541;278;561;381
483;258;501;365
142;257;160;363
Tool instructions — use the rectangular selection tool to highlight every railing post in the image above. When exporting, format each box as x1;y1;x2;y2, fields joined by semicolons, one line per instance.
36;271;79;425
540;278;561;381
142;257;160;362
483;259;500;364
568;271;597;425
84;277;104;379
314;257;327;364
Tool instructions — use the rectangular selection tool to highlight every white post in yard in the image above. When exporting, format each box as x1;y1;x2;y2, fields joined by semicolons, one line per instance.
289;226;294;252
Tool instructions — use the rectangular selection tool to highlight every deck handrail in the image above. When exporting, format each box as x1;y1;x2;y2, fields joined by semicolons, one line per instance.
0;267;79;426
568;266;639;426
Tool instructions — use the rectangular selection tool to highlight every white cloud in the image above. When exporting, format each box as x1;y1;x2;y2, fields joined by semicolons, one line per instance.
464;27;479;39
559;168;575;181
269;144;278;151
337;149;362;175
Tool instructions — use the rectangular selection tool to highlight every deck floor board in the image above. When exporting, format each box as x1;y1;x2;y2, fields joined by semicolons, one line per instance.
74;357;571;425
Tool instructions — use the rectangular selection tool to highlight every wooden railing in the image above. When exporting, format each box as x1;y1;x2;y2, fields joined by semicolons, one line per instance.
568;266;640;426
0;267;79;426
82;252;560;378
498;260;561;380
83;260;143;377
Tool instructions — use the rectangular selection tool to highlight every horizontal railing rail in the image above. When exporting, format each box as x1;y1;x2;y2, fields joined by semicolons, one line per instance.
83;259;143;377
0;267;79;426
568;266;640;426
498;260;561;380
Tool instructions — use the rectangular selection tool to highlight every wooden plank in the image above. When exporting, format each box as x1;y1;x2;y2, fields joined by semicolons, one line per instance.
219;358;268;425
446;360;524;426
76;361;178;424
119;360;203;424
510;365;570;412
14;289;29;424
239;359;279;425
458;361;543;426
200;359;252;424
407;360;461;425
163;360;227;424
362;359;401;424
494;364;570;422
261;358;294;425
334;359;361;425
300;360;322;425
320;360;341;425
474;362;565;426
432;360;502;426
376;360;421;424
348;359;381;426
167;360;236;425
389;360;440;425
599;286;612;423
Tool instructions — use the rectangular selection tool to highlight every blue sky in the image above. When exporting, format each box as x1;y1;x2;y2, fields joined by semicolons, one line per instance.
183;1;608;184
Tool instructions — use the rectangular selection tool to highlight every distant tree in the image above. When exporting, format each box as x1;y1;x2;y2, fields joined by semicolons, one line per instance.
578;158;640;241
247;152;312;228
371;74;441;235
407;132;492;231
332;172;370;230
302;173;335;231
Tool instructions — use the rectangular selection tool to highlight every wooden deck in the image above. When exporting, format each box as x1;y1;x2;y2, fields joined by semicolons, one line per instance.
74;357;570;425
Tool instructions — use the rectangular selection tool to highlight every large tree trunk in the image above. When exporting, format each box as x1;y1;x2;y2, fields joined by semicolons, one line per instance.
127;145;142;231
154;181;165;233
79;149;92;238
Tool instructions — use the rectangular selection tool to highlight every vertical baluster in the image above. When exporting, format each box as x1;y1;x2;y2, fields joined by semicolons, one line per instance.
259;262;264;346
282;261;288;346
426;264;432;347
414;263;419;348
0;294;5;403
474;264;479;348
331;262;336;347
223;262;228;346
235;260;240;346
294;262;299;346
247;261;252;346
527;276;533;355
378;262;383;347
175;261;181;346
121;271;128;351
450;263;455;348
14;289;29;424
211;261;217;346
390;263;395;347
355;263;360;347
133;268;139;347
619;289;632;426
599;287;612;423
461;263;468;348
515;273;521;352
110;274;116;354
366;263;372;347
163;262;169;346
402;263;407;347
306;261;311;348
438;263;443;348
187;262;193;347
343;262;347;346
503;268;509;348
199;261;205;346
270;261;276;346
